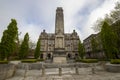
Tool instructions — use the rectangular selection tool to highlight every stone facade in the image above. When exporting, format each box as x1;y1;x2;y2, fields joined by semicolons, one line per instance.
39;7;79;60
83;33;105;59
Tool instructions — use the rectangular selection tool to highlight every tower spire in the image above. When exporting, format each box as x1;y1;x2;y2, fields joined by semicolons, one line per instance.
55;7;64;34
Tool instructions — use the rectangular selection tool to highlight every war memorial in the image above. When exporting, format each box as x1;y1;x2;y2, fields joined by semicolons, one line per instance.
0;7;120;80
39;7;79;63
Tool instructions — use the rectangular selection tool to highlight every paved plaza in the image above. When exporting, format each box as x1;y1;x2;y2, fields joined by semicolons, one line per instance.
6;67;120;80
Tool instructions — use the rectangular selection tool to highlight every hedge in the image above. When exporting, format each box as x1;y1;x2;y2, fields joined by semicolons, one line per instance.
21;59;37;63
0;61;9;64
76;59;98;63
37;59;44;61
111;59;120;64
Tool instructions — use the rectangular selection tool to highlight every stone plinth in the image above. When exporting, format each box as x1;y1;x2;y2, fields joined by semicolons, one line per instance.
53;57;66;63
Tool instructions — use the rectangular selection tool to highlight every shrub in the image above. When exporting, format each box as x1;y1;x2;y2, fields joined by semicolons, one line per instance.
111;59;120;64
21;59;37;63
10;56;20;61
75;59;81;62
0;61;9;64
76;59;98;63
98;59;110;61
37;59;44;61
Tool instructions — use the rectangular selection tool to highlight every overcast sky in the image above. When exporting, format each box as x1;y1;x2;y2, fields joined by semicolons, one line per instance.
0;0;119;42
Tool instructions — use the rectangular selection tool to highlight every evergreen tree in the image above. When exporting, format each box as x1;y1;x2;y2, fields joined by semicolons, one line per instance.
78;40;85;59
101;21;119;59
19;33;29;59
34;38;41;59
0;19;18;60
91;37;98;58
0;30;8;60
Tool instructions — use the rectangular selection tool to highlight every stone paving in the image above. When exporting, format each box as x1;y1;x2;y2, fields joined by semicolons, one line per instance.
6;67;120;80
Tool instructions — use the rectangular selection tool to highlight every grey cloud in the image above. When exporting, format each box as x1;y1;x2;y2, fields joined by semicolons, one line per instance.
0;0;118;42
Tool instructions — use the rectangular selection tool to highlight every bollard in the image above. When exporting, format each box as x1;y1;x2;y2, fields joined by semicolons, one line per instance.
92;67;95;74
59;67;62;76
75;66;79;75
42;67;45;76
23;64;28;80
91;64;96;74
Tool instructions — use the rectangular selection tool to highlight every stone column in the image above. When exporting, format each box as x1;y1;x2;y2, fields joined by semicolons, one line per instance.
41;67;45;76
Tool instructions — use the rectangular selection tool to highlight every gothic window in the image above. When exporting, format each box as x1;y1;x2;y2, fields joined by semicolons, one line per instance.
41;40;44;46
74;47;78;50
66;41;70;46
41;47;44;51
49;48;51;50
67;47;71;51
67;53;71;58
47;53;51;59
48;41;51;44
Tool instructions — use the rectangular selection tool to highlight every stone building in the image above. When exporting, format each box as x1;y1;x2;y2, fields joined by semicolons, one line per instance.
83;33;105;59
83;20;120;59
39;7;79;62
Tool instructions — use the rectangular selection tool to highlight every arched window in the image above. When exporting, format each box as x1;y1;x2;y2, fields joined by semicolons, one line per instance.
75;53;78;58
67;53;71;58
75;53;78;57
40;53;43;59
47;53;51;59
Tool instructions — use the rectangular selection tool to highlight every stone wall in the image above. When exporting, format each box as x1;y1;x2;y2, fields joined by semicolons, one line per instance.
105;63;120;72
0;63;16;80
17;62;97;69
17;63;42;70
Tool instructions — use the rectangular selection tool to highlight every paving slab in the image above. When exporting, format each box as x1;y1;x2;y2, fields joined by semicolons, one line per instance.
6;67;120;80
